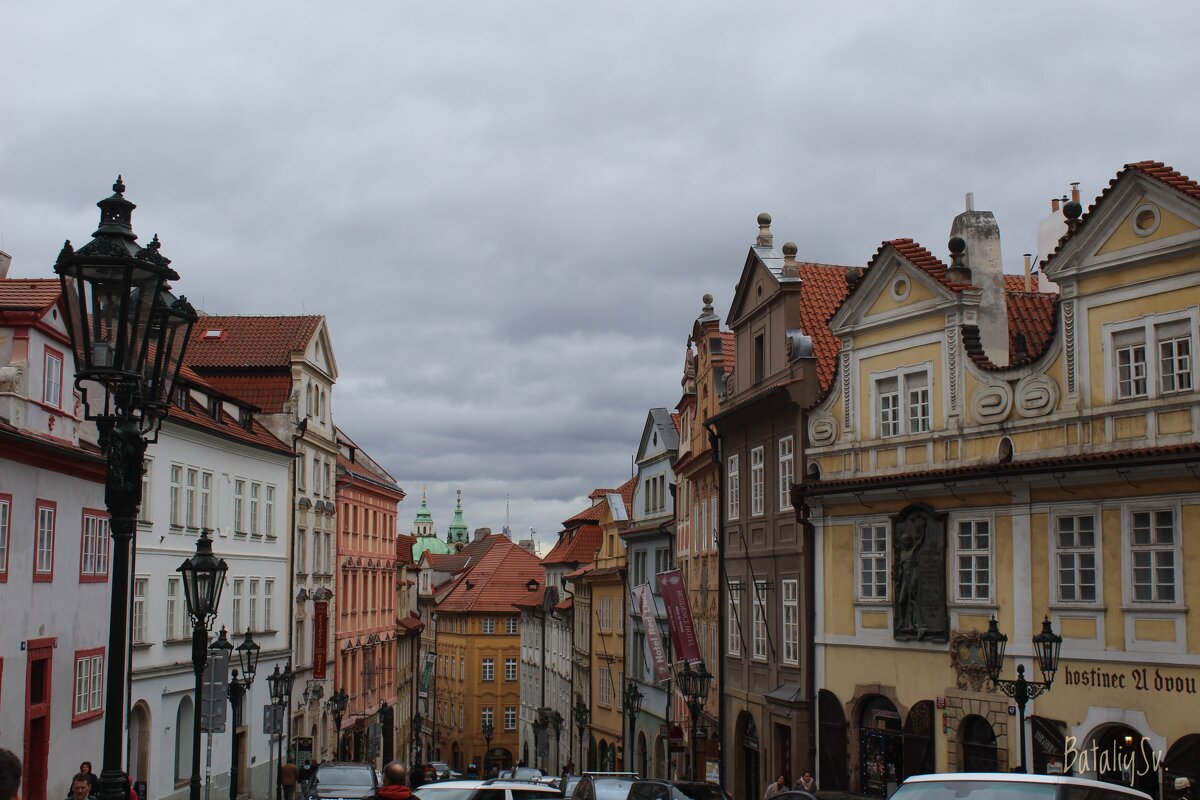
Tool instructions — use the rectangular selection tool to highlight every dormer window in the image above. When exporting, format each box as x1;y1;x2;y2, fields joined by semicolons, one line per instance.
208;396;221;421
203;329;224;340
239;408;254;431
175;385;189;411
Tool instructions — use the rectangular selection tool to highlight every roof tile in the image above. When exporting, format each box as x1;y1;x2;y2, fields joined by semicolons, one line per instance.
0;279;60;311
436;535;545;613
186;315;322;369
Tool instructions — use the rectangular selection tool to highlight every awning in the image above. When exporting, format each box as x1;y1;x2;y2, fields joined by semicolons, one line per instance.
764;682;806;706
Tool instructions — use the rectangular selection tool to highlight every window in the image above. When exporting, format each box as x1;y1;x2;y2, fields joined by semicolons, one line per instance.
481;658;494;681
1109;315;1197;401
1116;336;1148;399
728;581;742;656
753;333;765;384
44;347;64;407
483;618;495;634
1160;334;1193;393
249;579;259;631
750;446;765;516
504;706;517;730
170;465;183;527
249;483;261;536
778;436;794;511
297;530;308;574
264;579;274;631
782;579;799;665
752;580;767;660
955;519;991;601
323;463;331;498
264;486;275;537
632;551;647;587
200;472;212;530
506;617;518;635
132;578;148;644
599;669;612;705
654;548;671;580
598;598;612;631
185;469;198;528
232;579;244;633
505;658;517;681
858;525;889;601
73;649;104;722
727;455;740;520
34;499;56;580
233;480;246;534
876;370;931;437
1131;509;1176;603
80;510;110;581
312;458;320;497
139;459;153;524
298;452;306;491
710;495;717;550
166;577;182;639
482;706;494;729
0;493;10;580
1055;515;1098;603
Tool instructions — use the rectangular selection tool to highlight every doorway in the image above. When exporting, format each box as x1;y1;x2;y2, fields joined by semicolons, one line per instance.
24;639;54;800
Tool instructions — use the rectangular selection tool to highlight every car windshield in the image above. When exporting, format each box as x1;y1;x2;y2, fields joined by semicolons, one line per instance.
414;789;479;800
512;769;544;780
512;792;560;800
316;767;375;786
892;782;1057;800
671;787;728;800
595;780;635;800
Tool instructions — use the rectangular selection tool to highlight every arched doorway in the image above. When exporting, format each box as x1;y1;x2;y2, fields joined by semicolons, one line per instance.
1094;725;1157;798
589;735;597;772
858;696;902;798
737;712;761;800
960;715;999;773
654;735;666;780
637;731;648;778
175;697;194;785
903;701;935;779
1165;734;1200;800
451;741;460;771
485;747;513;777
129;702;151;785
818;690;849;790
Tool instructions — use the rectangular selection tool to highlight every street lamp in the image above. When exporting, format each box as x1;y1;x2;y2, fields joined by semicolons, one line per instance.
678;661;714;781
621;681;643;774
178;530;229;800
482;723;494;775
55;178;197;800
225;629;261;800
981;616;1063;774
412;711;424;765
532;711;548;773
268;663;295;800
573;699;590;772
549;711;563;776
326;688;349;760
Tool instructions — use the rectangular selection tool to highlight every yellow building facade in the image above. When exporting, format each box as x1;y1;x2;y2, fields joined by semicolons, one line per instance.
797;163;1200;799
585;494;630;771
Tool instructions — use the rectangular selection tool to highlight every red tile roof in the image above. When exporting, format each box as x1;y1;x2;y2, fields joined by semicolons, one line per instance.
0;279;61;310
876;238;970;292
186;315;322;368
670;412;681;433
436;535;546;613
719;331;735;361
396;534;417;564
1003;276;1058;365
564;563;594;580
165;389;293;456
542;522;603;566
197;374;293;413
798;264;853;393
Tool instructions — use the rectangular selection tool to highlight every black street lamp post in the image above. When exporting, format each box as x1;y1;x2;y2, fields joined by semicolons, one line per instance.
549;711;563;776
678;661;714;781
226;629;261;800
532;711;548;773
55;178;197;800
621;681;643;774
482;723;494;775
326;688;349;760
573;700;590;772
412;711;424;766
268;663;295;800
179;531;229;800
981;616;1064;774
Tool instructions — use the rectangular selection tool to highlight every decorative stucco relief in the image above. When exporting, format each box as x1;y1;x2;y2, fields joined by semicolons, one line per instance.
1015;373;1059;418
809;414;839;447
970;381;1013;424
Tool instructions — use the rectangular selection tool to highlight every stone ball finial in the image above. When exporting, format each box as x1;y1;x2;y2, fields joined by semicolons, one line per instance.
1063;200;1083;220
757;212;772;226
702;293;713;305
948;236;966;255
782;242;798;257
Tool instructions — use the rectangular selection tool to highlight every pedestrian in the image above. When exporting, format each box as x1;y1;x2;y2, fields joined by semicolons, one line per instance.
281;762;299;800
563;760;574;777
764;775;786;800
78;765;98;796
1176;778;1193;800
0;749;21;800
794;772;816;793
68;774;95;800
409;765;424;791
375;762;412;800
465;765;479;780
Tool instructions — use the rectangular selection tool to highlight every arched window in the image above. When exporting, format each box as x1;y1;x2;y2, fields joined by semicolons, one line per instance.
175;696;194;783
960;715;998;773
305;385;313;418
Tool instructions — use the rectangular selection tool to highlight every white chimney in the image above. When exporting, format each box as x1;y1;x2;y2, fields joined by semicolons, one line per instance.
0;250;11;279
950;197;1009;366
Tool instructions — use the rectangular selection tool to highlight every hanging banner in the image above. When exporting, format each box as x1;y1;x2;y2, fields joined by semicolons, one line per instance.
313;600;329;680
634;584;671;683
419;652;436;698
657;569;702;663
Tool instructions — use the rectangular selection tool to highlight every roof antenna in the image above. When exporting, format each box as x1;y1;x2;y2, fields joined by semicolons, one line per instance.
505;495;511;536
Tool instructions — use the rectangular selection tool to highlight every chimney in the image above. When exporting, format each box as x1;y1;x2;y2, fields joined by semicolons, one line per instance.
1070;182;1081;203
781;241;799;278
1050;198;1061;213
1023;253;1033;292
0;250;10;279
949;195;1009;365
756;212;773;247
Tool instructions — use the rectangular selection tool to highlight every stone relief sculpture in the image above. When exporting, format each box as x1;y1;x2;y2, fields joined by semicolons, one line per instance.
891;504;949;642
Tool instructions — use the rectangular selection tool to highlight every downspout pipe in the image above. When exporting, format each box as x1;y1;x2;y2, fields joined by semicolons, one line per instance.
704;422;724;787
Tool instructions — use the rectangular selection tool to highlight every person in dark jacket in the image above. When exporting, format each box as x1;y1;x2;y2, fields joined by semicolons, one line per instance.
375;762;412;800
0;750;21;800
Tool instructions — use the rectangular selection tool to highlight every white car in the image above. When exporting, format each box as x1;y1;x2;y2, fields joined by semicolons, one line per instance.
892;773;1153;800
414;779;564;800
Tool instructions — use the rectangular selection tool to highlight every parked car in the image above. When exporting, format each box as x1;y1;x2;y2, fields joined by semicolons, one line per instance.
556;777;582;799
430;763;464;781
414;778;565;800
498;768;547;782
628;780;731;800
305;762;380;800
571;773;640;800
891;773;1153;800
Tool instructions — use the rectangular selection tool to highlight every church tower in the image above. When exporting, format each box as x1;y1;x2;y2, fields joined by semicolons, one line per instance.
447;489;469;551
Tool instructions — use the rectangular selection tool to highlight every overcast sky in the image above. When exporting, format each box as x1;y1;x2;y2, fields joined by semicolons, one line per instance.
3;2;1198;551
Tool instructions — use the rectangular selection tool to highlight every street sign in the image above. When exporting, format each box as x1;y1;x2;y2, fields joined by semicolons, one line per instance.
263;704;285;736
200;650;230;733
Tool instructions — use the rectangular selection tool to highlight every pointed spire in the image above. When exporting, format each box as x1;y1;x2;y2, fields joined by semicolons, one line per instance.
447;489;469;544
413;486;434;535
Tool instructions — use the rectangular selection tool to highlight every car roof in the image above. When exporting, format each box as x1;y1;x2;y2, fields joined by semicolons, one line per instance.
421;780;559;791
901;774;1152;800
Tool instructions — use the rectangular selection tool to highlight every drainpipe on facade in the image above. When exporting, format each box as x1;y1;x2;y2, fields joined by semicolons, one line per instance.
799;497;817;779
704;423;724;787
287;420;307;759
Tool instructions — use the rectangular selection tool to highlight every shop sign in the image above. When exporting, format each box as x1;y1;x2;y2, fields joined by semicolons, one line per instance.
1062;664;1197;694
658;569;701;663
312;600;328;680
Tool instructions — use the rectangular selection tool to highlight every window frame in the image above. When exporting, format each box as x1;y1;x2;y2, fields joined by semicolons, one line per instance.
1126;504;1181;605
750;446;765;517
857;524;890;602
778;436;794;511
873;365;933;438
504;705;517;730
132;576;149;645
1051;511;1101;605
505;657;517;681
953;517;993;603
483;617;495;635
169;464;183;528
43;345;64;409
481;657;494;681
1104;311;1198;403
79;508;110;582
727;454;740;520
0;493;10;581
727;580;742;657
233;479;246;535
751;580;768;661
166;576;182;640
34;498;56;582
781;578;799;665
72;647;105;725
506;617;518;635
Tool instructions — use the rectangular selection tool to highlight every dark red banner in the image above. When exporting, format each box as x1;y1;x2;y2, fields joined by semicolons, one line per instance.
312;600;328;680
657;569;701;663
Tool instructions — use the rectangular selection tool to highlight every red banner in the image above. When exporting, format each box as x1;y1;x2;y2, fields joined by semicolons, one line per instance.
634;584;671;682
312;600;328;680
657;570;701;663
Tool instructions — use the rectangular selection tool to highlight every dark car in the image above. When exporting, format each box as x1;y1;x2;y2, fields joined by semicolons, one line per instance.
572;774;639;800
306;763;379;800
556;777;582;800
628;780;731;800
